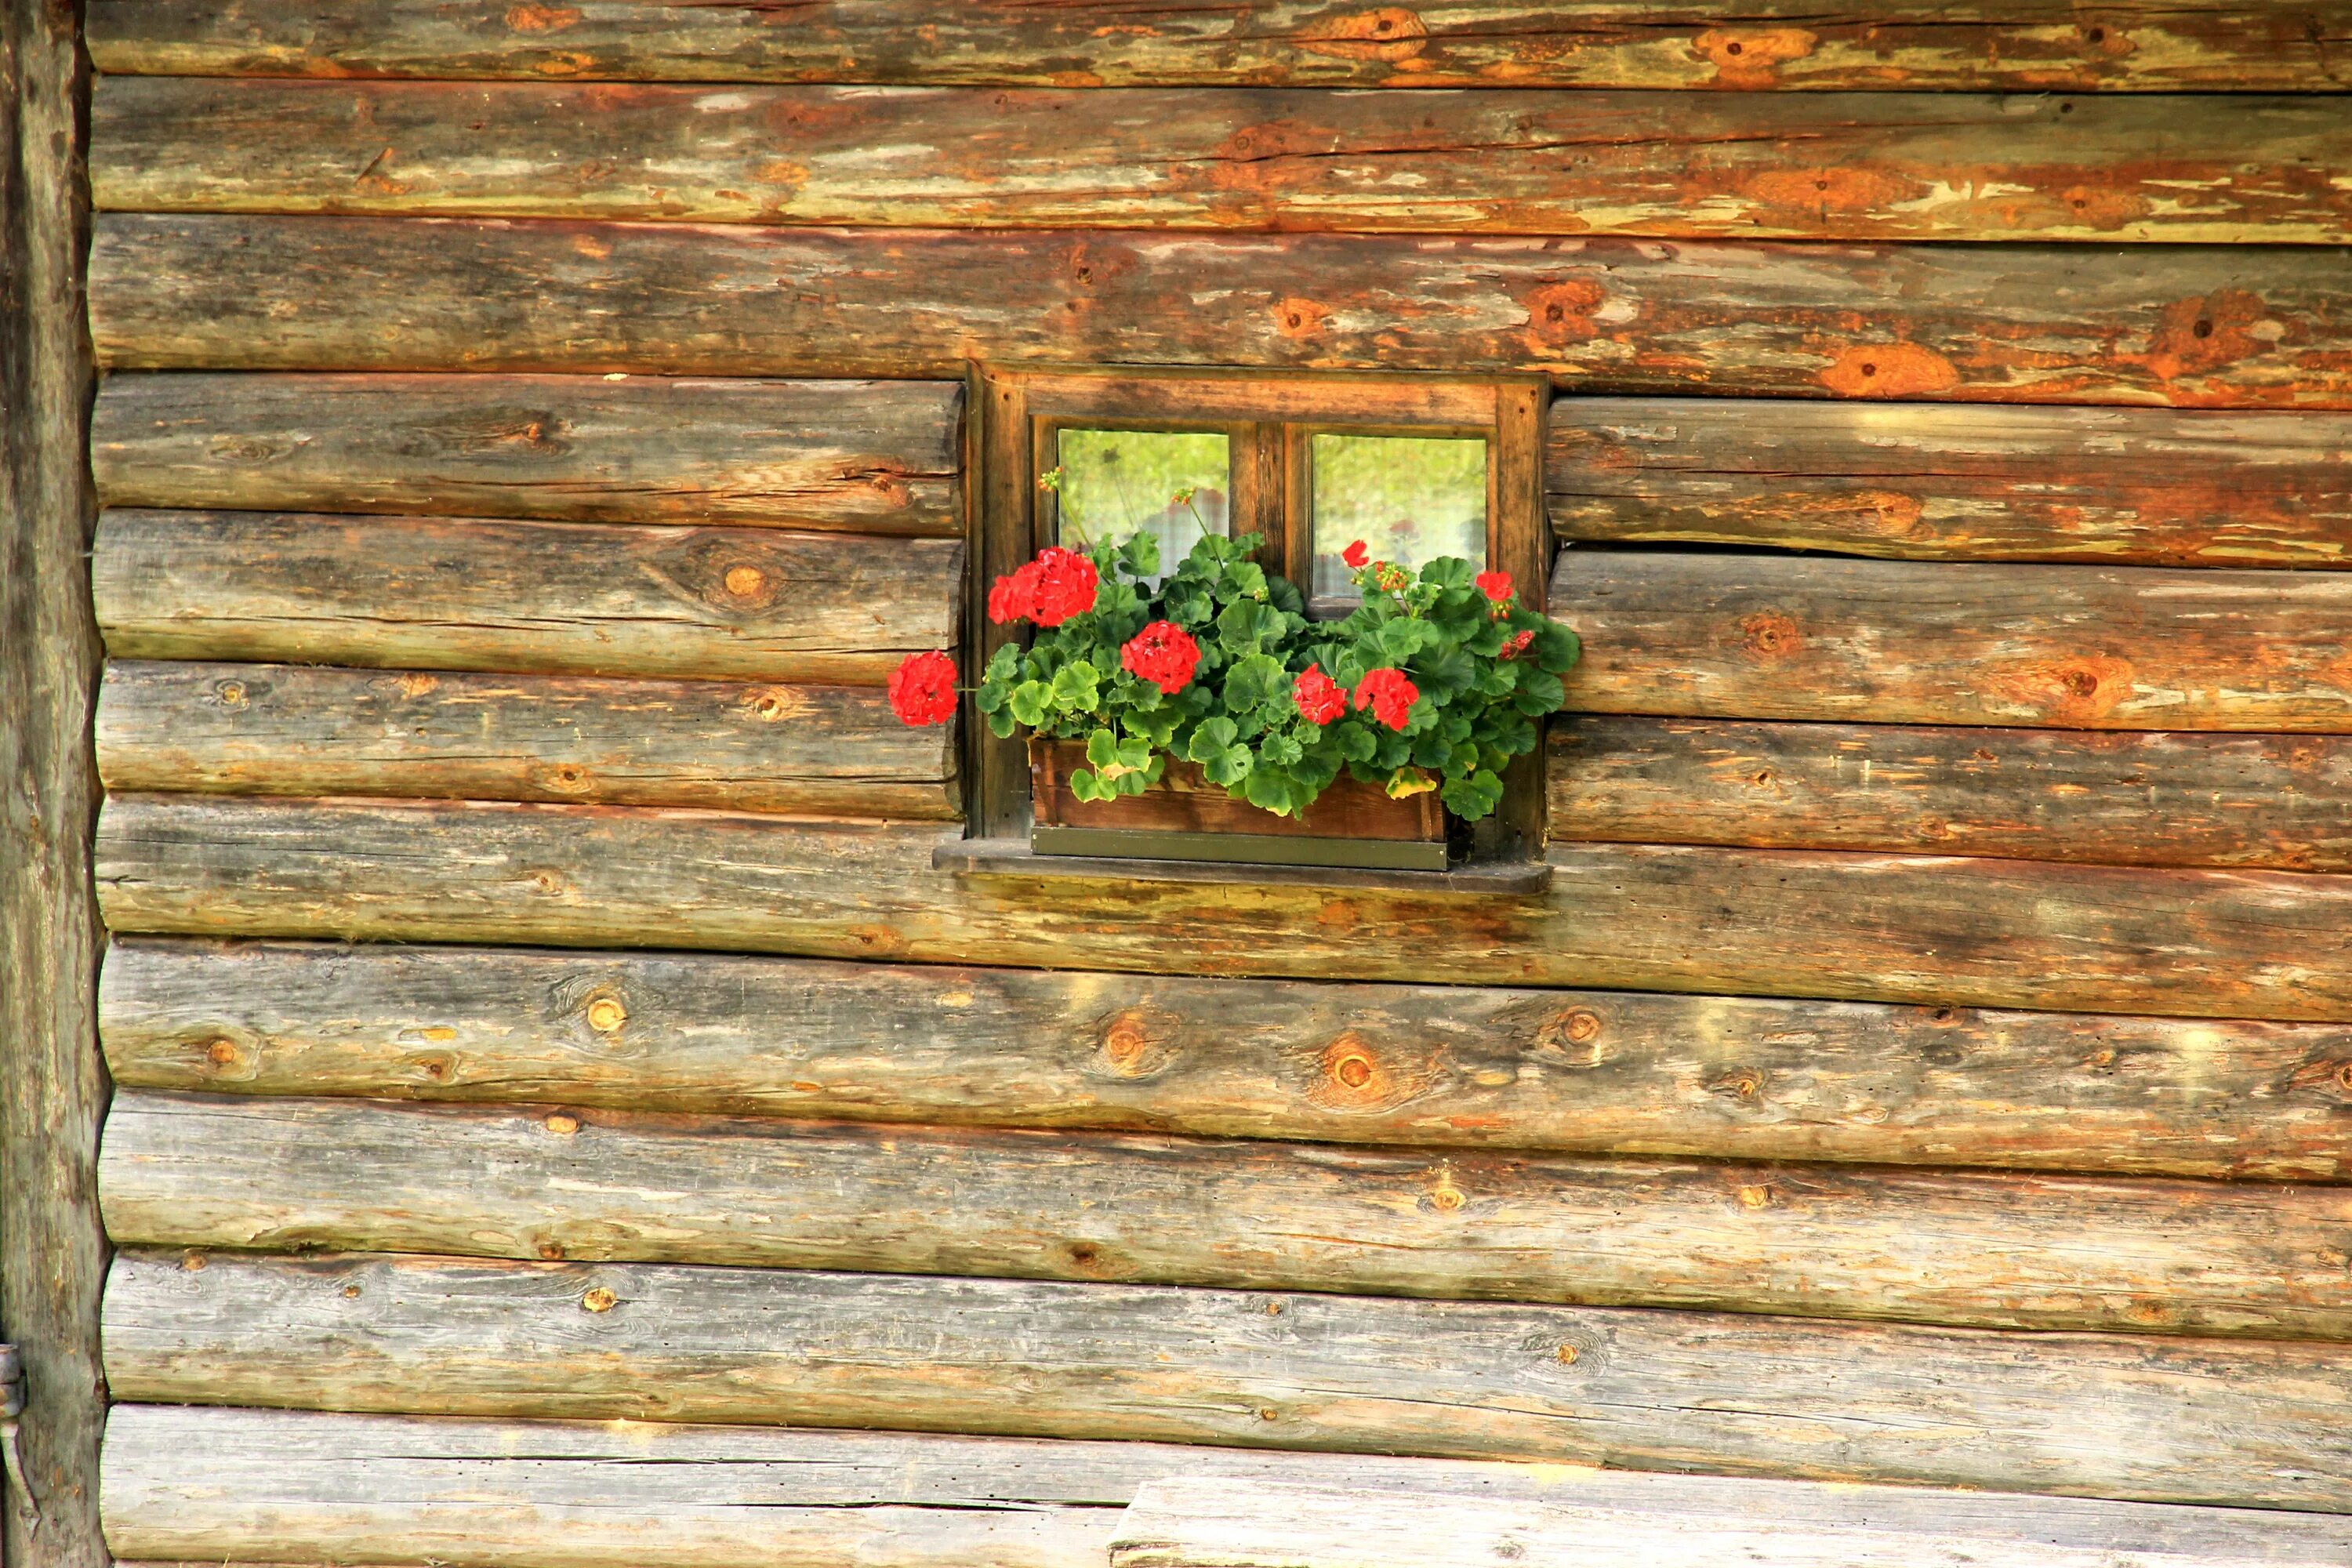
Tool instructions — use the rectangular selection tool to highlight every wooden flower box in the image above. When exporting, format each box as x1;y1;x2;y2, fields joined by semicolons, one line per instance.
1028;737;1448;871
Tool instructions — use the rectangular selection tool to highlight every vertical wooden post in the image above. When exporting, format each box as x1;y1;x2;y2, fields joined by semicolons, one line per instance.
1;0;109;1563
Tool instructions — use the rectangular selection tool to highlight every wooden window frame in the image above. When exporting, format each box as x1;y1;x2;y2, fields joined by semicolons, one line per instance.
970;365;1551;859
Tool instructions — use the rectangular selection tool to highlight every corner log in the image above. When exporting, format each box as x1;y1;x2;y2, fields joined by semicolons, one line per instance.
89;79;2352;245
1550;717;2352;873
92;510;961;684
96;1254;2352;1512
93;1091;2352;1340
89;215;2352;410
96;662;960;819
98;938;2352;1181
93;372;964;535
81;0;2352;93
91;798;2352;1022
1547;399;2352;568
1556;550;2352;732
98;1406;2352;1568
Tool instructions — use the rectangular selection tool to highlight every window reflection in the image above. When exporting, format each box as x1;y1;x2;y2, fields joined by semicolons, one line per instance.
1054;430;1230;575
1310;434;1486;604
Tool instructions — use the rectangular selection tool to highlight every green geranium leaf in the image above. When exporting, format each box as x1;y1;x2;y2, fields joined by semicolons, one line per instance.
1185;716;1240;762
1008;680;1051;728
1222;652;1288;713
1258;730;1304;768
1215;599;1279;653
1441;768;1506;821
1085;728;1119;768
1049;660;1100;713
1512;668;1566;715
1069;768;1108;803
1203;746;1253;787
1115;530;1161;581
1418;557;1474;591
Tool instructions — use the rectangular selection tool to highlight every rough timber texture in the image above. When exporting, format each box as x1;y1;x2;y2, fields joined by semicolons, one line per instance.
100;938;2352;1181
99;1407;2352;1568
1547;400;2352;566
0;0;110;1560
91;798;2352;1022
89;215;2352;410
95;660;959;818
1551;717;2352;873
80;1;2352;93
94;1091;2352;1340
92;372;964;535
93;1256;2352;1510
89;79;2352;245
1557;550;2352;732
93;510;961;684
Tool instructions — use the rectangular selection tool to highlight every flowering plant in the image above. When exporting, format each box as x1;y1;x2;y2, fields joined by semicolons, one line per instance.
891;496;1578;822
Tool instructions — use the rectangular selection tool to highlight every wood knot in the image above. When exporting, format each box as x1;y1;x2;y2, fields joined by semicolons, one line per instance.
341;1284;361;1298
584;994;627;1034
1429;1168;1467;1212
2336;1061;2352;1094
1090;1007;1179;1080
544;1113;580;1136
722;563;768;598
1533;1007;1607;1068
541;762;593;794
211;677;250;709
205;1036;241;1066
1739;611;1802;659
580;1287;618;1313
1274;296;1329;339
1308;1031;1403;1111
1736;1184;1773;1210
538;1242;566;1260
1711;1069;1763;1101
1555;1343;1580;1366
180;1250;207;1272
742;685;808;723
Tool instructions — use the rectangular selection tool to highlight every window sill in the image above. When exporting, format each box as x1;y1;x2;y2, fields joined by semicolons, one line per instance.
932;837;1553;896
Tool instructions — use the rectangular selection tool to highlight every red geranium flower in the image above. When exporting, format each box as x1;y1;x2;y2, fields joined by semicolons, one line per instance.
1341;539;1370;570
1498;628;1535;661
986;571;1031;625
1354;666;1420;731
887;650;958;727
1294;664;1346;724
1475;570;1515;605
1025;546;1098;627
1121;620;1201;695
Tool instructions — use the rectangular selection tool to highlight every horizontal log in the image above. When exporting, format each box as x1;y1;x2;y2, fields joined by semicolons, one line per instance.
93;510;960;684
1551;717;2352;873
94;1090;2352;1339
94;661;959;818
1548;399;2352;566
92;372;963;533
102;1406;2352;1568
89;79;2352;244
96;1254;2352;1510
1558;550;2352;731
89;215;2352;410
100;938;2352;1181
92;798;2352;1022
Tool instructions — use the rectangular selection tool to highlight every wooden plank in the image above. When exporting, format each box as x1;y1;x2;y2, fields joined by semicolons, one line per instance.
0;0;111;1559
1558;550;2352;732
88;214;2352;411
88;78;2352;245
1105;1477;2340;1568
99;1407;2352;1568
91;797;2352;1022
94;1254;2352;1511
80;2;2352;93
92;510;961;684
93;1090;2352;1340
96;938;2352;1182
1551;717;2352;873
95;660;960;819
92;371;961;534
1547;399;2352;567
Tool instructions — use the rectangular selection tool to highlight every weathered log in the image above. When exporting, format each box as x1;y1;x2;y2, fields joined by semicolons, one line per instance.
96;938;2352;1181
95;661;960;818
89;78;2352;245
94;1254;2352;1511
92;372;963;534
1105;1477;2339;1568
92;510;960;684
91;797;2352;1022
80;1;2352;93
100;1406;2352;1568
1551;717;2352;873
1558;550;2352;732
89;214;2352;410
1548;399;2352;566
93;1090;2352;1339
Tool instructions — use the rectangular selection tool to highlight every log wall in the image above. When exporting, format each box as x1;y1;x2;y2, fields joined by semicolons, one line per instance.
74;2;2352;1561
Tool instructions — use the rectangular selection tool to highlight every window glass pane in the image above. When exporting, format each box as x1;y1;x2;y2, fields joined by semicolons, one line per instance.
1054;429;1230;573
1311;434;1486;603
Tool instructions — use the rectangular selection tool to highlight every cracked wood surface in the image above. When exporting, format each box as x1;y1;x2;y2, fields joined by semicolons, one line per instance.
93;1255;2352;1510
89;215;2352;409
1547;399;2352;565
92;1089;2352;1340
93;372;964;535
99;937;2352;1181
1552;717;2352;872
1555;550;2352;731
90;797;2352;1021
92;509;960;685
82;1;2352;93
95;660;960;818
97;1406;2352;1568
89;79;2352;244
